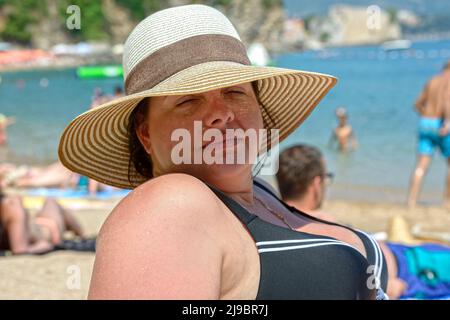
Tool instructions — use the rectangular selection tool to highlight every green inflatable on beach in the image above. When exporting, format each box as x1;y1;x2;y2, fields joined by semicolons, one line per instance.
76;65;123;79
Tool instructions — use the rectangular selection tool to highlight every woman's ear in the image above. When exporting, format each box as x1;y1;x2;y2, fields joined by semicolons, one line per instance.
136;120;152;155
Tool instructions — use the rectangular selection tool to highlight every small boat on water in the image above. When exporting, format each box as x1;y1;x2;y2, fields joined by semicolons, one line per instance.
76;65;123;79
381;39;412;51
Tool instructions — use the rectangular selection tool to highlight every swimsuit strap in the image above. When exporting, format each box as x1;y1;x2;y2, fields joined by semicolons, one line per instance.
253;179;356;230
253;179;387;289
208;179;368;236
34;217;61;245
253;179;378;247
206;183;257;225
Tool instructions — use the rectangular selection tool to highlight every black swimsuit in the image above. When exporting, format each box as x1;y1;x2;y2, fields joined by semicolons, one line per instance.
209;180;388;300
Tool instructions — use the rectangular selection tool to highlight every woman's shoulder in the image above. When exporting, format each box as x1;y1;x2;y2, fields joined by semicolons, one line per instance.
99;173;224;239
131;173;215;201
90;173;228;299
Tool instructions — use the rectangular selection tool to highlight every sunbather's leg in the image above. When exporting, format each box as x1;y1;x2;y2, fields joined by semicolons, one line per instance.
378;241;407;299
0;195;53;254
15;162;74;188
36;198;85;241
61;206;85;238
408;155;432;208
0;195;29;253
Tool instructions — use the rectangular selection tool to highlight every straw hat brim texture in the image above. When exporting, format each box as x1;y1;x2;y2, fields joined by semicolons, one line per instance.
59;61;337;189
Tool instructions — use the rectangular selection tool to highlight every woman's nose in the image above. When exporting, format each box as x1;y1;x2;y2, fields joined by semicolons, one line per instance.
203;97;235;129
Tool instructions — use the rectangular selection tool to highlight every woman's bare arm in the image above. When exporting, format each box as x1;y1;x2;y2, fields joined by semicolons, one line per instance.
88;174;225;299
377;241;407;299
415;82;429;114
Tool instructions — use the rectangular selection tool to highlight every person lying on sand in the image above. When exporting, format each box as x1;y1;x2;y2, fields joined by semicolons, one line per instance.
0;161;79;189
276;144;450;299
0;189;86;255
1;162;119;196
84;178;119;196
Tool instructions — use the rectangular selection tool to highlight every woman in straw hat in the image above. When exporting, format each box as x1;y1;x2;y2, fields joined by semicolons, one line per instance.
59;5;388;299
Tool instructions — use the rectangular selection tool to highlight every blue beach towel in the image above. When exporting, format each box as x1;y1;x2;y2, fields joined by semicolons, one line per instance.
26;188;130;200
387;242;450;299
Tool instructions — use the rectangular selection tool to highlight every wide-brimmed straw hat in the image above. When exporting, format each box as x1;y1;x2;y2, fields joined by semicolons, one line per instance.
58;4;337;189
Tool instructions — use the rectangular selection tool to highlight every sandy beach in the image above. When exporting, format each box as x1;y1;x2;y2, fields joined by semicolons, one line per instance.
0;198;448;300
0;208;108;300
324;200;450;235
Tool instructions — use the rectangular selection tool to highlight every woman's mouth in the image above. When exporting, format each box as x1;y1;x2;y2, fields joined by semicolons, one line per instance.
202;137;245;151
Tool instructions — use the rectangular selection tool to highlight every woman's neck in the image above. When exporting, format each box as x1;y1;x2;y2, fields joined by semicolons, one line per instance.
154;166;256;206
206;170;255;206
227;188;254;207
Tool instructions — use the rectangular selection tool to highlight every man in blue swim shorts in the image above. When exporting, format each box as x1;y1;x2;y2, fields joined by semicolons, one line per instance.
408;61;450;208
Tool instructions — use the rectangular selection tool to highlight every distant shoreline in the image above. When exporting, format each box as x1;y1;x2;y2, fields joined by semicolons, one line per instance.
1;35;450;74
259;174;443;207
0;153;441;206
0;55;120;73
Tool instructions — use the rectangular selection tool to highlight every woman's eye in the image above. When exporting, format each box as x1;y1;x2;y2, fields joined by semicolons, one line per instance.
226;90;245;95
176;99;196;106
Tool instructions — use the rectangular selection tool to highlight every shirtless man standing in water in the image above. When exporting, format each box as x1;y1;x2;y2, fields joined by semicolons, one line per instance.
408;61;450;208
330;107;358;152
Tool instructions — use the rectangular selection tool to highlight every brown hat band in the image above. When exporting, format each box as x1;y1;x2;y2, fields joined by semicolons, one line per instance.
125;34;251;95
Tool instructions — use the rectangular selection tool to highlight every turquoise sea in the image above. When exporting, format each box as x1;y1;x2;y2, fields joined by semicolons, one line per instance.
1;38;450;204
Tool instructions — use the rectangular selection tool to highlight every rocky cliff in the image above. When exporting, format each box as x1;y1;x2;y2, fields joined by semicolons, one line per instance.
0;0;286;54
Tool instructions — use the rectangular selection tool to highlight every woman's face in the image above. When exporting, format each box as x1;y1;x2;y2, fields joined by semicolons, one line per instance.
136;82;264;184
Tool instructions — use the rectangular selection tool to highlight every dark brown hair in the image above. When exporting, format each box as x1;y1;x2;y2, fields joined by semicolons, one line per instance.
127;81;275;186
127;97;152;187
276;144;324;200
